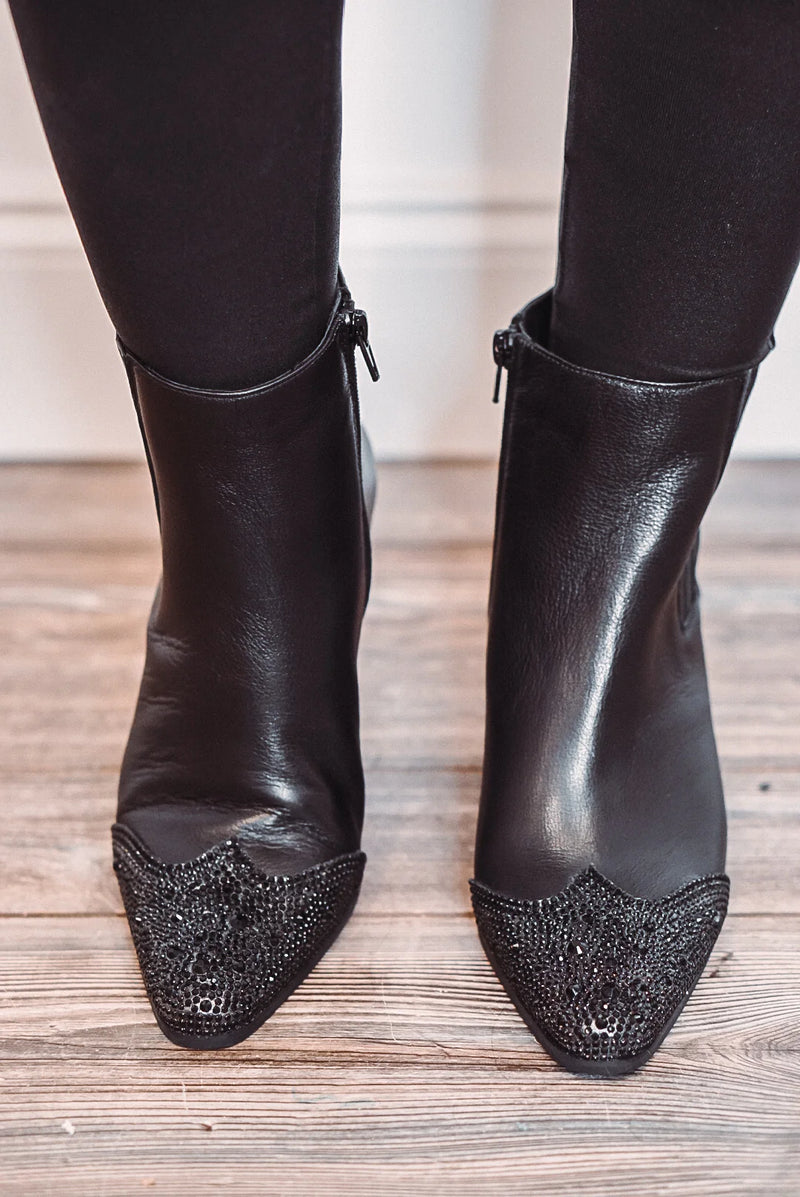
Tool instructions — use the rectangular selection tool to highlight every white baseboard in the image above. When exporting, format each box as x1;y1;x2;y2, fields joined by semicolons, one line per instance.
1;204;799;460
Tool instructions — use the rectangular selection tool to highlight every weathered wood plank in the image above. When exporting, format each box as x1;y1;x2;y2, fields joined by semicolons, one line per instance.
0;915;797;1194
0;461;798;1196
0;768;797;916
0;547;797;774
0;918;797;1193
2;459;799;547
0;914;797;1062
0;1155;796;1197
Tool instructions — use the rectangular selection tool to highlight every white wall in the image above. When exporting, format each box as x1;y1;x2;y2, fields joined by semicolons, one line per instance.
1;0;798;460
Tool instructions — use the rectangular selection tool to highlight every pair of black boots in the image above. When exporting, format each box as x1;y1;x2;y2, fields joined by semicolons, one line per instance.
112;272;764;1076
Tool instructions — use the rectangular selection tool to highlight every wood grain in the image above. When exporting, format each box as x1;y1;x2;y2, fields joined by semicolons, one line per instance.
0;769;797;917
0;461;798;1195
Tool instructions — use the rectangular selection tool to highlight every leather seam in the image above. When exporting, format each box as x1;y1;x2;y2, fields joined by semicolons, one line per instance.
117;289;347;400
514;335;759;394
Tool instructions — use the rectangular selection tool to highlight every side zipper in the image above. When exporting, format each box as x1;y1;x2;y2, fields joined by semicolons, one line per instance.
492;327;516;404
340;294;380;382
677;534;701;631
337;282;377;608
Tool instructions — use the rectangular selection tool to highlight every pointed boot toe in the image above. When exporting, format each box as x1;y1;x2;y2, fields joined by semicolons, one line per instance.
112;824;366;1049
470;868;729;1076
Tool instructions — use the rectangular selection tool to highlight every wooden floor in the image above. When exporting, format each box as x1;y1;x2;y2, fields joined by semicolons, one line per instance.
0;460;798;1195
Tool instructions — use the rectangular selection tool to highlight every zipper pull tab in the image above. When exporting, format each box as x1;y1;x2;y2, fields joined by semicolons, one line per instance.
341;305;380;382
492;328;515;404
352;309;380;381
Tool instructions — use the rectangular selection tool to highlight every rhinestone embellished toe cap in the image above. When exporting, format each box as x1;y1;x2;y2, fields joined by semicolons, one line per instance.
112;824;365;1043
470;867;729;1064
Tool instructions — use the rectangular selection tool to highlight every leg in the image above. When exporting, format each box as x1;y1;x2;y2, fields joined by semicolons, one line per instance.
550;0;800;382
10;0;343;387
10;0;375;1049
474;0;800;1074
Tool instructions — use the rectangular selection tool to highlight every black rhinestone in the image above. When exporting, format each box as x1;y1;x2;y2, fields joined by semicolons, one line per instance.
111;825;365;1043
470;867;729;1063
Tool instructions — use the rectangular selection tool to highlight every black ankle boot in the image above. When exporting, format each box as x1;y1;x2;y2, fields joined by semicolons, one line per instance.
472;289;770;1076
112;274;378;1049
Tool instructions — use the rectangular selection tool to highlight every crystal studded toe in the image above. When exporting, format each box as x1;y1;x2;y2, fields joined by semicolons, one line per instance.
470;867;729;1076
112;824;366;1049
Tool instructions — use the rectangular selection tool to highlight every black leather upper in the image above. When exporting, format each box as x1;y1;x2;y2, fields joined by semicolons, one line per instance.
117;289;370;874
476;290;765;901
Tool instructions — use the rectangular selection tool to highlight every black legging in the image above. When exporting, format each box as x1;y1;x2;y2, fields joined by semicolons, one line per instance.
9;0;800;389
9;0;345;389
550;0;800;382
